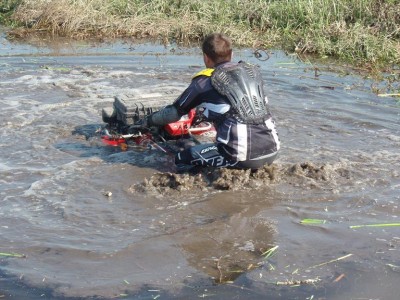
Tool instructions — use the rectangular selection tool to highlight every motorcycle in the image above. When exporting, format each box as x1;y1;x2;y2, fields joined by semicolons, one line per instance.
100;94;216;154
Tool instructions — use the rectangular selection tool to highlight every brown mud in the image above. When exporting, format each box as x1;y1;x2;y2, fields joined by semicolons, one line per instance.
133;161;350;193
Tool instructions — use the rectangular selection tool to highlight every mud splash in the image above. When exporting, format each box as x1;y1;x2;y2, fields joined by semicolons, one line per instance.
132;161;351;193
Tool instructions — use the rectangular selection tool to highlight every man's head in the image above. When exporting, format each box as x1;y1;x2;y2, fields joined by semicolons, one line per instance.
202;33;232;67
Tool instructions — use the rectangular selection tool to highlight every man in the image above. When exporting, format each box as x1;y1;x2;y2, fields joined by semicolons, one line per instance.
140;33;280;171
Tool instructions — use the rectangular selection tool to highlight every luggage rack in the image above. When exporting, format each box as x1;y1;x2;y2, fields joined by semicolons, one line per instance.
117;94;178;124
102;89;182;127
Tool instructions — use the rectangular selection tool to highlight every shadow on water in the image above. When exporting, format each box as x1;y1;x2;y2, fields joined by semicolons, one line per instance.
0;265;352;300
67;124;177;172
2;264;398;300
0;269;88;300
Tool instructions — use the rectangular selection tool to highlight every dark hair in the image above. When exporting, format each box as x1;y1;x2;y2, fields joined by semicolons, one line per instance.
202;33;232;63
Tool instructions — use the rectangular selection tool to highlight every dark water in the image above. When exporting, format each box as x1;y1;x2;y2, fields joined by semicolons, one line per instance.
1;28;400;299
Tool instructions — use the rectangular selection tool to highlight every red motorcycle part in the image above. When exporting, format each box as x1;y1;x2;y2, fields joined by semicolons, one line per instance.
163;109;196;136
101;135;126;146
133;133;153;146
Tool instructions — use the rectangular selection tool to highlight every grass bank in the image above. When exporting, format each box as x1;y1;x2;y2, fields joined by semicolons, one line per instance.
0;0;21;25
2;0;400;72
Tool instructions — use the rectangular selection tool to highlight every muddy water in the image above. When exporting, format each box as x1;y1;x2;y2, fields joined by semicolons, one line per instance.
1;29;399;299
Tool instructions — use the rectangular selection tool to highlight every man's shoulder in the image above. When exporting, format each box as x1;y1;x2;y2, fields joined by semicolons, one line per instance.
192;68;214;79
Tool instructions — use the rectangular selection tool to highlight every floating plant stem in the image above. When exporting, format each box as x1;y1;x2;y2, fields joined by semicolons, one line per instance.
0;252;26;258
300;219;327;225
262;245;279;259
349;223;400;229
309;253;353;269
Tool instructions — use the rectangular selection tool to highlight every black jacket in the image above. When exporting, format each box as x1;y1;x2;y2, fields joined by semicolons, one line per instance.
173;62;280;161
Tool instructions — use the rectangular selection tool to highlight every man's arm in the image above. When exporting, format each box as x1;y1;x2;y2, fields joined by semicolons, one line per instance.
147;78;203;126
145;75;210;127
147;104;181;126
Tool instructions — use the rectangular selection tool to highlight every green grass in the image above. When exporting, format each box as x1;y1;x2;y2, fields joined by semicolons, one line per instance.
0;0;22;25
2;0;400;72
